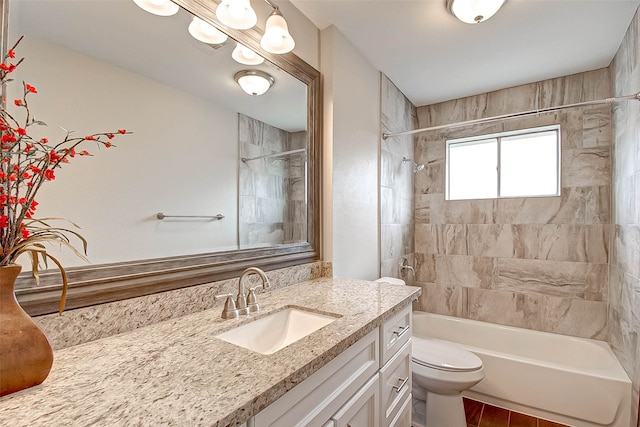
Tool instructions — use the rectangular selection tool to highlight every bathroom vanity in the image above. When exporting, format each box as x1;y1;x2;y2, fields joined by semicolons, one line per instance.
0;278;420;426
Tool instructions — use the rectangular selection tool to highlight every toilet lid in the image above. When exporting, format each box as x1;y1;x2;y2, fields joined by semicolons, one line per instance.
412;337;483;372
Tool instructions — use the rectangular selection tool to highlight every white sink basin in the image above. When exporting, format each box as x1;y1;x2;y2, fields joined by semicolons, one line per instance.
214;307;338;355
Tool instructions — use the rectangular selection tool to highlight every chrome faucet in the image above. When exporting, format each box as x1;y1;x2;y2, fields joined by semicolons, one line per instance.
215;267;271;319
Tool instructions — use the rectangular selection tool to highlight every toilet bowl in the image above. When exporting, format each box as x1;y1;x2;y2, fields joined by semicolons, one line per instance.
411;337;484;427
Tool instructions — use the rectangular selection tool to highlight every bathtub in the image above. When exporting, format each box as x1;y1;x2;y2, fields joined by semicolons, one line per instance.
412;311;632;427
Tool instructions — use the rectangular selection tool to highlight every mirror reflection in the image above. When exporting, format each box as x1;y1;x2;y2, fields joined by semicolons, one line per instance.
8;0;309;269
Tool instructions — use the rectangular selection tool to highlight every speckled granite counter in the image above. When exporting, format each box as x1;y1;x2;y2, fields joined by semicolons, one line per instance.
0;278;420;426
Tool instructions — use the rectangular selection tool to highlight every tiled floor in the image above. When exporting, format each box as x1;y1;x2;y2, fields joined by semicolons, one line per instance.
464;398;570;427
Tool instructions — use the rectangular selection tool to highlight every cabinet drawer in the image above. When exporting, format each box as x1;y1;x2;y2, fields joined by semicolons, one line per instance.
380;305;411;366
251;328;379;427
389;393;411;427
380;340;411;426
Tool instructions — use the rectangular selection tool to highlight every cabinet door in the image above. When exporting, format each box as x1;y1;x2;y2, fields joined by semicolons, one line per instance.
332;375;380;427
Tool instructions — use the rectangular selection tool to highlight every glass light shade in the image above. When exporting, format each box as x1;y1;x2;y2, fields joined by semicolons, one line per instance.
188;17;228;44
447;0;506;24
216;0;257;30
260;9;295;54
132;0;179;16
234;70;274;96
232;43;264;65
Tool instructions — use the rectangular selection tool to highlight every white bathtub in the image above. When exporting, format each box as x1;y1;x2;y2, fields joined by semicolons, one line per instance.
412;311;632;427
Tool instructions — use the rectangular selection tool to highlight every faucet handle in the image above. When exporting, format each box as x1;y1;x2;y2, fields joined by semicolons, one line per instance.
214;293;240;319
247;286;261;312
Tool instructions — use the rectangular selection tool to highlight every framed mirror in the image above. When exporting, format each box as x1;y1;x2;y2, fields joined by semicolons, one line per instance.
1;0;321;315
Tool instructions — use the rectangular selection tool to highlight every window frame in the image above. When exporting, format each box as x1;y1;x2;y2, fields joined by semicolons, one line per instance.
445;125;561;201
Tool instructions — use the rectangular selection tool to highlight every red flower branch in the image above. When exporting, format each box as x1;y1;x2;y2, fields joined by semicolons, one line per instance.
0;36;131;314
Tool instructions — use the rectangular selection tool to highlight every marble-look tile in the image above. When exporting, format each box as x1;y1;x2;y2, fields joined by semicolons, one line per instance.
381;75;414;131
434;255;495;289
515;224;610;264
495;258;607;300
585;185;611;224
423;196;496;225
583;105;613;148
415;224;467;255
381;224;406;261
562;147;611;188
381;186;401;224
466;224;519;258
536;296;608;340
415;160;444;194
615;174;637;225
414;253;436;283
495;190;583;225
613;225;640;277
416;281;464;317
465;288;539;330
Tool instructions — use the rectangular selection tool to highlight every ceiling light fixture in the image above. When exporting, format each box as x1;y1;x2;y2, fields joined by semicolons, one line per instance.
188;17;229;44
232;43;265;65
260;7;295;54
216;0;258;30
446;0;507;24
132;0;179;16
234;70;275;96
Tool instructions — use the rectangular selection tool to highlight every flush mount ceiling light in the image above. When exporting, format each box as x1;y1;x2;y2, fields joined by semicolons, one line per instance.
132;0;179;16
234;70;275;96
260;7;295;54
216;0;258;30
232;43;265;65
446;0;507;24
188;16;228;44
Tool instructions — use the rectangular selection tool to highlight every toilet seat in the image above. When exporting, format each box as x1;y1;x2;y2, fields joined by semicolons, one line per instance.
412;337;482;372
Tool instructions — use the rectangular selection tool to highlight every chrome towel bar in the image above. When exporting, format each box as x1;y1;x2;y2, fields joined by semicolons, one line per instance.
156;213;225;220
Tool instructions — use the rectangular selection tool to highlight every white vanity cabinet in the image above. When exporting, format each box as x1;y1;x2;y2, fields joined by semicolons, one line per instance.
379;305;412;427
249;328;380;427
249;304;413;427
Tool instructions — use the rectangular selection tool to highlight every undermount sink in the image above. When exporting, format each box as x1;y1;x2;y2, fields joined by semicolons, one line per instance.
214;307;339;355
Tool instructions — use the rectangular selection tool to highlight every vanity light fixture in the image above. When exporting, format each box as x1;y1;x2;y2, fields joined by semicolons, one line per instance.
446;0;507;24
232;43;265;65
234;70;274;96
216;0;258;30
260;7;295;54
132;0;179;16
188;16;229;44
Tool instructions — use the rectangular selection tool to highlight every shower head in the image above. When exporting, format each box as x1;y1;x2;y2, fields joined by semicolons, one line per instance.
402;157;425;173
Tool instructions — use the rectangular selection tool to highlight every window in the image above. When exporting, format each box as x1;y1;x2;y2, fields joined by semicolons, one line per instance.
446;126;560;201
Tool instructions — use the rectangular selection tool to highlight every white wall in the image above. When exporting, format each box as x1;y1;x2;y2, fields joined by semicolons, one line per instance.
8;37;239;268
320;26;380;279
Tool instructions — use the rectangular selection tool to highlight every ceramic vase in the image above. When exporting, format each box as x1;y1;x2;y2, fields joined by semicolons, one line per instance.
0;264;53;396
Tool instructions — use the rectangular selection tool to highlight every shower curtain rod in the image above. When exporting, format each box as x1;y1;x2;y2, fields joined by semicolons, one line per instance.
382;92;640;140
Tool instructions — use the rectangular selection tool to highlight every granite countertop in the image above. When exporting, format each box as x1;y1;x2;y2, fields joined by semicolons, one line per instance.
0;278;420;426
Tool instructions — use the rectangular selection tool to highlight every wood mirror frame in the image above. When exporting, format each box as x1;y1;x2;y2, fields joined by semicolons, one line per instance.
1;0;321;316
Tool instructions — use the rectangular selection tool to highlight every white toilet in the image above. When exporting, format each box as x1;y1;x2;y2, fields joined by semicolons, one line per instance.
411;337;485;427
374;277;485;426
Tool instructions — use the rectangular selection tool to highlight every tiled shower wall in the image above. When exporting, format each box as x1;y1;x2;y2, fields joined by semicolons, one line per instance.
610;7;640;425
413;69;612;340
239;114;307;247
380;75;417;280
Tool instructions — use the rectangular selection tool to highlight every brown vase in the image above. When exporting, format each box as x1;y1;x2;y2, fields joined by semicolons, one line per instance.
0;264;53;396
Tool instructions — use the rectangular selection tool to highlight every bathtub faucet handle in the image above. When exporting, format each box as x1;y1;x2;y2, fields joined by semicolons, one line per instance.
399;257;415;278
